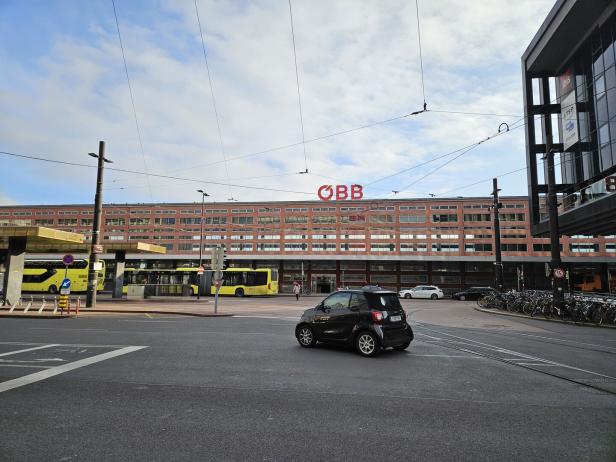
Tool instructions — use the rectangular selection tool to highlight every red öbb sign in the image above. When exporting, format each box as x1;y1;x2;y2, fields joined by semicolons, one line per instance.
318;184;363;201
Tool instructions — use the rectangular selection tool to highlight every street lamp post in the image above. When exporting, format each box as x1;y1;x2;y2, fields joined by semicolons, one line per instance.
86;141;112;308
197;189;209;300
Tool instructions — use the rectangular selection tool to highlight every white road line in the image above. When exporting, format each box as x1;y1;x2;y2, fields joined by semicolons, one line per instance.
0;344;59;357
516;363;559;367
498;331;616;352
0;364;53;369
0;346;147;394
410;354;478;358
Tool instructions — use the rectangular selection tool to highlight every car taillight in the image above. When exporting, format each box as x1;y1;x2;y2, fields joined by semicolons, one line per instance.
371;311;383;323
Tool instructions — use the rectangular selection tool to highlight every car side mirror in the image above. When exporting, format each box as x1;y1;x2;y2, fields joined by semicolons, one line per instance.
316;303;324;311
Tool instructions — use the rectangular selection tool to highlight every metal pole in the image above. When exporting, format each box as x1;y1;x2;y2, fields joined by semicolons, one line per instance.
86;141;105;308
197;193;205;300
492;178;504;292
546;146;565;307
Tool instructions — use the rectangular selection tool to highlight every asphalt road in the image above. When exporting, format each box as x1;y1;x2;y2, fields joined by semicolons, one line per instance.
1;301;615;461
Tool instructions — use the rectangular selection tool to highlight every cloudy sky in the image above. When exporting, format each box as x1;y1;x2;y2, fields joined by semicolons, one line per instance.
0;0;555;205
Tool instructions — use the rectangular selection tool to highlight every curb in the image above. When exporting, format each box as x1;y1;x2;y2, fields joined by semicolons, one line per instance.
83;309;233;317
0;313;77;319
474;305;616;329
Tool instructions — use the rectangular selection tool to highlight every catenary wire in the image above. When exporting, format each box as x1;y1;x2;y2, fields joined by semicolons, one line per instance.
288;0;308;172
194;0;232;197
111;0;153;200
415;0;426;108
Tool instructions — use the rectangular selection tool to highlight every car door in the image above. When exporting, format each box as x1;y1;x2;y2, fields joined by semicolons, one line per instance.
416;286;428;299
314;292;352;341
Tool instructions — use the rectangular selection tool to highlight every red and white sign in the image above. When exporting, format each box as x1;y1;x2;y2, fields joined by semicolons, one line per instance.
318;184;363;201
197;266;205;275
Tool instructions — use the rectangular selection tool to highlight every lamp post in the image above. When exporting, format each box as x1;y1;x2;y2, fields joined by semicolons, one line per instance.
491;178;504;292
197;189;209;300
86;141;113;308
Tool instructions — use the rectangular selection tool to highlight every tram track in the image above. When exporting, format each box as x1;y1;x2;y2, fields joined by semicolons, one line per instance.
414;323;616;397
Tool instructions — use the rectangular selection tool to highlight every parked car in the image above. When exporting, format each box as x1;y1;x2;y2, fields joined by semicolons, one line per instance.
398;285;444;300
295;287;414;357
452;287;496;301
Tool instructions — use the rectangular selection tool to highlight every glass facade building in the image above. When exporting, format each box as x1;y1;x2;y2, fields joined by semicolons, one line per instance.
523;0;616;235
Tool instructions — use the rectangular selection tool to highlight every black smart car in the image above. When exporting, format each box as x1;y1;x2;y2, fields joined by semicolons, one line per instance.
295;288;414;357
451;287;496;301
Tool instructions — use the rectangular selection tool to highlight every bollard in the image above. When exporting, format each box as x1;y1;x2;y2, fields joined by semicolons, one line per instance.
24;295;34;313
9;299;17;313
38;296;47;314
76;296;81;315
53;296;58;315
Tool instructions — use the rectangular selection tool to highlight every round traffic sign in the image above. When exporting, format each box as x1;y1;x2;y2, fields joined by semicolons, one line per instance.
553;268;565;279
62;254;74;265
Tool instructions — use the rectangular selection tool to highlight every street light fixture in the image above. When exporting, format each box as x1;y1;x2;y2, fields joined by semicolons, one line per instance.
86;142;112;308
197;189;210;300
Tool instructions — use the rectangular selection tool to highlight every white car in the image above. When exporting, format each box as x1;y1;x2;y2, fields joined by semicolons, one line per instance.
399;285;444;300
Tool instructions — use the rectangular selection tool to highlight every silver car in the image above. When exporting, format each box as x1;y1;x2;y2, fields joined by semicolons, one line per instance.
398;285;444;300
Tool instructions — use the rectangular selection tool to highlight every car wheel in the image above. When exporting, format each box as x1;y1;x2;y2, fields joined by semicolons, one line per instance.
404;293;411;299
459;295;466;301
430;294;438;300
296;325;316;348
355;331;380;357
48;285;58;294
235;288;245;297
393;341;411;351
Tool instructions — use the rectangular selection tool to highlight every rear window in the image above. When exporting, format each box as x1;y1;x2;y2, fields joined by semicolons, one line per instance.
365;293;402;310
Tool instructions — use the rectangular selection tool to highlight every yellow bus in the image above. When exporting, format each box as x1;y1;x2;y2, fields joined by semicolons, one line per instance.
22;259;105;294
122;267;278;297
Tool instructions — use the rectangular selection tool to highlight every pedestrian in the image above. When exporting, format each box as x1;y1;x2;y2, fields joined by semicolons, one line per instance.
293;281;300;301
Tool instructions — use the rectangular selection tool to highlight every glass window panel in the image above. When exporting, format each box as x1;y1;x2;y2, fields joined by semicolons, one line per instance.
599;123;611;146
598;96;609;126
601;144;614;170
603;42;615;71
596;75;606;97
576;75;587;103
594;54;604;76
608;88;616;121
606;67;616;100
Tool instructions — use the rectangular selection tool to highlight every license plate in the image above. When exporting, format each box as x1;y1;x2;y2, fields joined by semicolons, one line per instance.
390;315;401;322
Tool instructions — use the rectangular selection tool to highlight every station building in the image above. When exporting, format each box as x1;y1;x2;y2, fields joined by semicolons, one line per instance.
0;196;614;294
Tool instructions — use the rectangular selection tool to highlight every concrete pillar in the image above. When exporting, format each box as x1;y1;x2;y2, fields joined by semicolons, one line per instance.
2;236;27;305
112;250;126;299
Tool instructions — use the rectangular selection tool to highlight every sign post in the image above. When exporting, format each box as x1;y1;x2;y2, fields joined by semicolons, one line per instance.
62;254;74;280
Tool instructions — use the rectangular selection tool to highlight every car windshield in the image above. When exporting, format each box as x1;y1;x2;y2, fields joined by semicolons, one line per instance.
365;293;402;310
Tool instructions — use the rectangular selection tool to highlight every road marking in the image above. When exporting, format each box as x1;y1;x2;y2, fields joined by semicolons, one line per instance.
0;346;147;394
516;363;559;367
233;315;299;321
145;313;153;319
0;364;53;369
0;344;59;357
410;354;478;358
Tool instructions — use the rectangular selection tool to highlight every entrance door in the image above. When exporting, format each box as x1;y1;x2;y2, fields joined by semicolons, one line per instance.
311;275;336;294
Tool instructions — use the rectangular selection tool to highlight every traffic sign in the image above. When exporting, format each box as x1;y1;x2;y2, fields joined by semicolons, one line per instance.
197;266;204;275
92;244;104;254
62;254;74;265
553;268;566;279
60;278;71;295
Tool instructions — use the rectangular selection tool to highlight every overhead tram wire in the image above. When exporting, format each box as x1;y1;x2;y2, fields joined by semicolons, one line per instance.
415;0;427;110
288;0;309;173
111;0;153;200
0;150;314;196
194;0;232;198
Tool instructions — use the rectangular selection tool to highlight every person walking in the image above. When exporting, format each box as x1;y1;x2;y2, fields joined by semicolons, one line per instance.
293;281;301;301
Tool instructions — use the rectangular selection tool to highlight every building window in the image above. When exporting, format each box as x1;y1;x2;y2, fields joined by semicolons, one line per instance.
258;216;280;224
340;243;366;251
399;205;426;211
258;243;280;251
58;219;78;226
284;243;307;251
463;214;491;222
179;218;200;225
285;207;308;212
370;244;395;252
258;235;281;240
312;243;336;251
432;243;459;252
501;243;528;251
501;213;525;221
35;219;55;226
432;214;457;223
465;243;492;252
312;216;337;224
399;215;426;223
370;215;393;223
431;234;459;239
569;243;599;253
154;217;176;225
606;243;616;252
430;205;457;210
232;216;253;225
285;216;308;224
400;243;427;252
130;217;151;225
341;215;366;223
312;234;336;240
231;244;253;251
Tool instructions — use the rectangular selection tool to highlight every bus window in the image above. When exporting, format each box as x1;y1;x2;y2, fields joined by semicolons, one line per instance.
246;272;267;287
271;270;278;282
222;272;244;286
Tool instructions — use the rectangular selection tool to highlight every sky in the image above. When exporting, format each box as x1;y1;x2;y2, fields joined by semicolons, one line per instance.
0;0;555;206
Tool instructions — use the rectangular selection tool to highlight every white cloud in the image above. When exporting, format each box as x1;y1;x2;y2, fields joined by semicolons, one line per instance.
0;0;554;204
